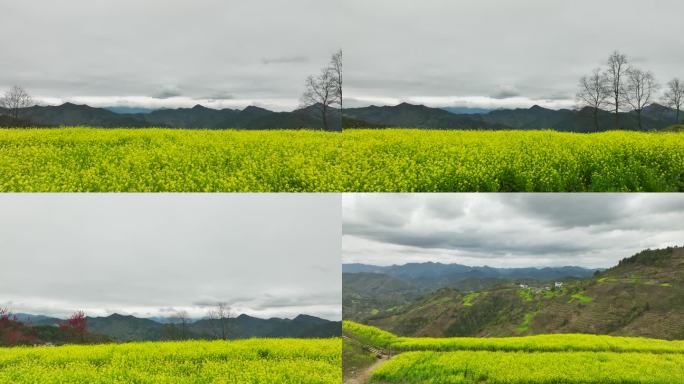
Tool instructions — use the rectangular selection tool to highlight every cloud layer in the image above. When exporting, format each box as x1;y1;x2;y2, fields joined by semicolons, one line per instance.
343;194;684;268
0;194;341;320
342;0;684;109
0;0;340;111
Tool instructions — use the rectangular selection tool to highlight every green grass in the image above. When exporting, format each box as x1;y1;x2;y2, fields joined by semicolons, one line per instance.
0;338;341;383
343;337;377;378
462;292;481;307
518;289;533;302
516;312;536;334
569;292;593;303
371;350;684;383
0;128;342;192
341;129;684;192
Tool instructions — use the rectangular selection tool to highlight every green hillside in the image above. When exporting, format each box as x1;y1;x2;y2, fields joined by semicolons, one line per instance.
351;247;684;340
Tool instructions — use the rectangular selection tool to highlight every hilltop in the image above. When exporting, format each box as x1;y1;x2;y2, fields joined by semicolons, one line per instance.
344;247;684;340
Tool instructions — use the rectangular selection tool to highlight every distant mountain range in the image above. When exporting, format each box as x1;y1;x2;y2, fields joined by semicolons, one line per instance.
343;262;597;291
0;103;341;131
344;247;684;340
343;262;598;325
3;101;680;132
14;312;340;342
343;102;682;131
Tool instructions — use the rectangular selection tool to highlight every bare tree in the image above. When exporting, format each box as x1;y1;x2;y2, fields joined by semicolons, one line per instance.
577;68;610;131
206;302;233;340
663;78;683;124
623;68;658;130
604;51;628;129
0;86;32;120
329;50;342;110
172;310;190;340
301;53;341;131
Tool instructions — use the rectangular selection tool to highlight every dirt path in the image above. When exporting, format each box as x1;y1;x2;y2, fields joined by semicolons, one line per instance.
344;355;389;384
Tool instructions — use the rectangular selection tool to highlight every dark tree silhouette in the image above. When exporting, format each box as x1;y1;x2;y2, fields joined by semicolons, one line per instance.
624;68;657;130
206;302;233;340
0;86;32;120
663;78;683;123
577;68;610;131
605;51;628;129
301;51;342;131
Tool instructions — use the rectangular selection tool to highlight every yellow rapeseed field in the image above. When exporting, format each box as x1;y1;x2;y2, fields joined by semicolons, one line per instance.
343;321;684;383
0;338;341;383
1;128;682;191
341;129;684;192
0;128;342;192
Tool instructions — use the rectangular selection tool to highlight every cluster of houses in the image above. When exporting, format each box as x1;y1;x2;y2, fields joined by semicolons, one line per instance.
519;281;563;293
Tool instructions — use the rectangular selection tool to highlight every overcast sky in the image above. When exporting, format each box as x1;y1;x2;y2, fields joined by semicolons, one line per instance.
343;194;684;268
0;194;341;320
342;0;684;110
0;0;340;111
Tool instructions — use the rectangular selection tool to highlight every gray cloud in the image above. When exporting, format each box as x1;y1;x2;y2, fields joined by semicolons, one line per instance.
0;0;340;111
154;85;183;99
262;56;310;65
343;194;684;268
202;91;235;101
0;194;342;320
490;85;521;99
342;0;684;109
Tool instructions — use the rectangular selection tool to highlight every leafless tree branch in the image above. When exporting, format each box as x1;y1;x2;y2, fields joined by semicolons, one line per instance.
0;86;33;120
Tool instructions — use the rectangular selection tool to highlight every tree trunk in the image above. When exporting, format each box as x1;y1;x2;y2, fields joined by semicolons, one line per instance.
637;110;642;130
614;103;619;130
593;108;599;132
321;105;328;131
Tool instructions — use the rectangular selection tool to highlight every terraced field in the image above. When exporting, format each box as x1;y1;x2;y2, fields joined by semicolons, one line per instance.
372;350;684;383
0;338;342;383
343;321;684;383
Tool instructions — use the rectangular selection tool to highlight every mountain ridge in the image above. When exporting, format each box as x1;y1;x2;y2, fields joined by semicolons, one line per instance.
10;312;341;342
0;103;342;131
343;102;681;131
